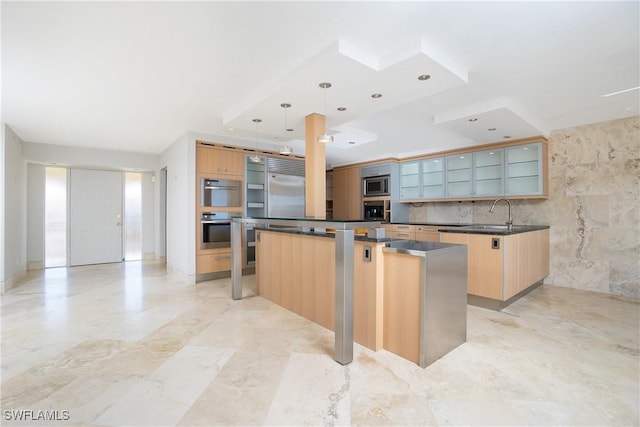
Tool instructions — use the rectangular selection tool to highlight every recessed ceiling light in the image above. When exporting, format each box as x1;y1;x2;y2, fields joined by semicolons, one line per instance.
337;107;347;111
601;86;640;97
468;118;478;122
489;152;494;155
371;93;382;99
503;136;511;139
418;74;431;81
227;127;235;132
488;128;496;131
523;147;528;150
460;156;465;159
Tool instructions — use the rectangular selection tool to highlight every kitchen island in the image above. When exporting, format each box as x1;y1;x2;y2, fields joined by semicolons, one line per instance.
230;217;383;365
440;225;550;309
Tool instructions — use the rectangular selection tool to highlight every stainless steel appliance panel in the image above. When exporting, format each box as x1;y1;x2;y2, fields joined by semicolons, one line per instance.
267;173;305;218
201;178;241;208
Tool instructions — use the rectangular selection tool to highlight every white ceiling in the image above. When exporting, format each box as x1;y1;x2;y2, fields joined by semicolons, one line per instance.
2;1;639;167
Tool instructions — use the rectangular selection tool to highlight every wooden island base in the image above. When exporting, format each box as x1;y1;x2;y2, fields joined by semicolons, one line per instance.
255;229;384;351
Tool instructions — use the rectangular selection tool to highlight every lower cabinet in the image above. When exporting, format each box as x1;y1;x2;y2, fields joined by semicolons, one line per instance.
440;229;549;301
383;224;440;242
255;230;384;351
383;224;416;240
415;225;440;242
196;251;232;274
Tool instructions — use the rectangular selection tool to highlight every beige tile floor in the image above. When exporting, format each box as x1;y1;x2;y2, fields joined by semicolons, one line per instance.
1;261;638;426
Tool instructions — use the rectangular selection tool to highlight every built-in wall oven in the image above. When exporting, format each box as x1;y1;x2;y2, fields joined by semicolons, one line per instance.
200;212;232;250
363;200;386;221
201;178;242;208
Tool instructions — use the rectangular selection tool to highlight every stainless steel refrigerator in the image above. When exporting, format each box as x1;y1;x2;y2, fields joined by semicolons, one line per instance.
267;173;305;218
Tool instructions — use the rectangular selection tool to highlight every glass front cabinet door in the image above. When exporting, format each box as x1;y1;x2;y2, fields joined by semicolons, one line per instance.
420;157;445;199
446;154;473;198
400;161;421;200
505;142;543;195
473;148;504;196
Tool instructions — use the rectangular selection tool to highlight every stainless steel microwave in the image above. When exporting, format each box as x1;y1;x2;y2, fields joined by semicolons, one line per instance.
363;175;390;197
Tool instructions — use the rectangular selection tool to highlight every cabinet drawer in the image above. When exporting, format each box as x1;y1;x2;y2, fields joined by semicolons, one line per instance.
415;226;440;242
197;252;232;274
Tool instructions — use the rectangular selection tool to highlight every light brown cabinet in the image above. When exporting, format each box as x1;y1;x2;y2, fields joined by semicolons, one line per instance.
197;145;244;176
196;251;232;274
383;224;415;240
196;143;245;276
383;251;421;363
332;166;361;220
440;229;549;301
415;225;440;242
255;230;384;351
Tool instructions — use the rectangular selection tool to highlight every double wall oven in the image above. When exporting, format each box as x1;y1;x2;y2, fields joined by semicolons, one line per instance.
199;177;241;251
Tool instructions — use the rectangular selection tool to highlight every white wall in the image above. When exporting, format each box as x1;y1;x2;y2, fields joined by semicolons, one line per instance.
0;125;5;282
2;125;27;289
159;132;195;281
142;171;155;256
27;164;45;268
155;167;167;258
23;145;158;268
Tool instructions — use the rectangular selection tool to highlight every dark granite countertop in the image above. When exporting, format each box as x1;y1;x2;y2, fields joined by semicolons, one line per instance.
255;226;393;243
438;224;550;235
387;222;470;227
387;222;549;235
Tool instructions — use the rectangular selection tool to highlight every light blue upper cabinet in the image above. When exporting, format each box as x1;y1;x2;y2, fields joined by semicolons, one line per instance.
400;158;445;200
421;157;445;199
396;139;546;202
400;161;420;200
474;148;504;196
446;154;473;197
505;142;543;195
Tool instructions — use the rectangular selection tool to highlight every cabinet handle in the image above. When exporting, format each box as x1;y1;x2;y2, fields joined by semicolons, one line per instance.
215;255;231;260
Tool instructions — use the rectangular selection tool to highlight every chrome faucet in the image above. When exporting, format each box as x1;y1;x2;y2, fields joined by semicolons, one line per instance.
489;198;513;228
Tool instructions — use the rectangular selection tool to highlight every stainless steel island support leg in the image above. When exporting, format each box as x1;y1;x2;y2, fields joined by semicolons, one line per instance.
231;220;242;300
334;229;355;365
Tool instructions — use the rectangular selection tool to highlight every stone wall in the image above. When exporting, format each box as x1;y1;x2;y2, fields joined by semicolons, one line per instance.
410;116;639;298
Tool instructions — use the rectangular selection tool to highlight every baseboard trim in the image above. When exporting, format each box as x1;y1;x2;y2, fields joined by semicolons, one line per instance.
467;280;544;311
1;265;27;294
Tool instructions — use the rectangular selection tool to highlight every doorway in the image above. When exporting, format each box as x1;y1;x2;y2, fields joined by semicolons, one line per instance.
44;167;67;268
124;172;142;261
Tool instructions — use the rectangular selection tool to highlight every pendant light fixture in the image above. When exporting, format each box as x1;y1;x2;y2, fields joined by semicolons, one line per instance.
249;118;263;163
279;103;293;155
317;82;333;144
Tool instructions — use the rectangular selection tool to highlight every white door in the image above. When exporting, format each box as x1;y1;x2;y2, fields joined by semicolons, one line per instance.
69;169;123;266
